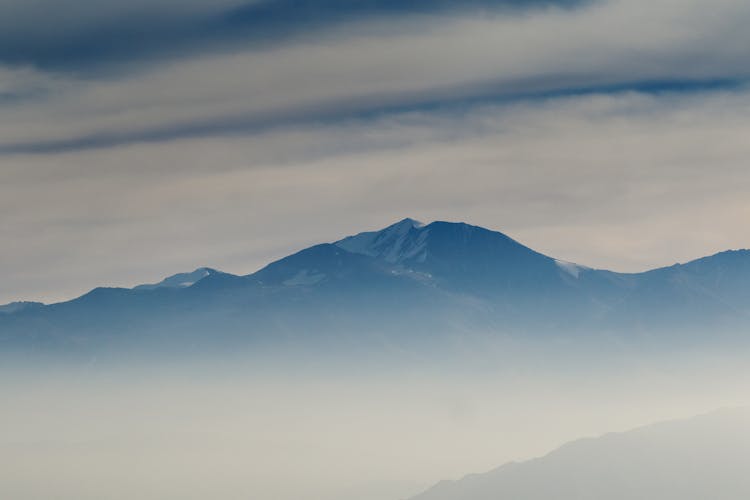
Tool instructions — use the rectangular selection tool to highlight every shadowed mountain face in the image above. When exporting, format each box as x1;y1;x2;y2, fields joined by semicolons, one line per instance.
409;409;750;500
1;219;749;352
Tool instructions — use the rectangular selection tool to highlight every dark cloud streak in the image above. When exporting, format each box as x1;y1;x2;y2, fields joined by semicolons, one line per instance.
0;0;589;72
0;77;742;156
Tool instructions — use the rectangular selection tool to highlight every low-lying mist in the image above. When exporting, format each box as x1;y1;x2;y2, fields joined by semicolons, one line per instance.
2;334;749;500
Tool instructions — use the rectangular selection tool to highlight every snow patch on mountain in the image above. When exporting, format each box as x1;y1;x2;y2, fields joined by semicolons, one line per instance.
555;260;587;278
336;218;427;263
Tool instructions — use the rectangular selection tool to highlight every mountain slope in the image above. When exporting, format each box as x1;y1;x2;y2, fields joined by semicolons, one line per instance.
409;409;750;500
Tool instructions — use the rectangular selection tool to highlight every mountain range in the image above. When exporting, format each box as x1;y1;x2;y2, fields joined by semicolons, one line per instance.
2;218;749;352
408;408;750;500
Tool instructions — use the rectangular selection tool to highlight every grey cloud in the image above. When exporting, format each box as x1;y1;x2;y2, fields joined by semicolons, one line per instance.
0;77;741;155
2;0;750;154
0;0;587;72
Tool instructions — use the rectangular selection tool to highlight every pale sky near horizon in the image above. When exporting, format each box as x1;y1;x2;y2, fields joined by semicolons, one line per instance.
2;0;750;304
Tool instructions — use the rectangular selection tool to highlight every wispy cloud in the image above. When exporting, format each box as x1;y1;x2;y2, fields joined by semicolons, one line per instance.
0;0;586;71
2;0;750;154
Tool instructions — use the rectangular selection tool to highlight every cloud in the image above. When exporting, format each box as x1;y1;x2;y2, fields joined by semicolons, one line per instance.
0;0;585;71
2;0;750;154
0;0;240;69
0;77;742;155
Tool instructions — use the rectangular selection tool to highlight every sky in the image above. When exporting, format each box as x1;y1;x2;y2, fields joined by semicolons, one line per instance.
2;0;750;304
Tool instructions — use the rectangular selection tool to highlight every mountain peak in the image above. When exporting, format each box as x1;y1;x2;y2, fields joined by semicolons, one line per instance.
335;218;549;270
335;217;427;263
394;217;425;228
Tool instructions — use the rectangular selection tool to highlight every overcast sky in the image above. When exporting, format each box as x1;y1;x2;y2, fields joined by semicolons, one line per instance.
2;0;750;304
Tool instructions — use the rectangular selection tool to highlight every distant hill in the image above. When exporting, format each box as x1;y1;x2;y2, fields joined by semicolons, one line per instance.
409;408;750;500
1;219;749;351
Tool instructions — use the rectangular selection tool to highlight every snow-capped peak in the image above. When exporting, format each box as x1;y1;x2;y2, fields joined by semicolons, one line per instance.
398;218;425;229
335;218;428;263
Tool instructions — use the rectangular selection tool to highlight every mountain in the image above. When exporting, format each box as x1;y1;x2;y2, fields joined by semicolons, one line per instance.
0;301;44;315
1;218;749;352
408;408;750;500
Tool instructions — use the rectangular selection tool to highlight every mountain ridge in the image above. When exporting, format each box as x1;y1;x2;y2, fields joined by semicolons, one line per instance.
407;408;750;500
1;219;749;351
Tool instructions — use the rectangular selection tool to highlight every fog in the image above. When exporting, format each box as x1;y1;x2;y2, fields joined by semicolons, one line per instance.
412;407;750;500
2;341;749;500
